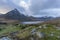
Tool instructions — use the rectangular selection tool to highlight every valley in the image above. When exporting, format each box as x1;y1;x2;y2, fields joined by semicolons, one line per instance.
0;8;59;40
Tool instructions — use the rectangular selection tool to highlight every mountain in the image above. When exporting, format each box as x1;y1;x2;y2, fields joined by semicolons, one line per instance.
4;9;31;21
0;9;33;24
0;9;54;21
29;16;54;21
4;9;54;21
41;17;60;26
0;9;55;24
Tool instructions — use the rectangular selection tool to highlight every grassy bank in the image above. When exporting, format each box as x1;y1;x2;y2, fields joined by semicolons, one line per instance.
0;24;60;40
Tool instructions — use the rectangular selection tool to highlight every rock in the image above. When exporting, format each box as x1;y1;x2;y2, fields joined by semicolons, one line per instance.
31;29;36;35
50;33;54;36
39;26;42;29
57;36;60;38
36;32;45;38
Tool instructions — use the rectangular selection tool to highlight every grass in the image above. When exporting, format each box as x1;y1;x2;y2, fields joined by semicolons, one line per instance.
0;24;60;40
37;24;60;40
0;24;36;38
0;25;21;36
16;26;36;38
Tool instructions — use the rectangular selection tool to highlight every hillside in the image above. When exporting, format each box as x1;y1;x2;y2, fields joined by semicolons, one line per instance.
5;9;31;21
31;16;54;21
41;17;60;26
0;9;33;24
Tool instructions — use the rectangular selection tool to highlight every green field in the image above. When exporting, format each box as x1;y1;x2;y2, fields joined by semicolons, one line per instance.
0;24;60;40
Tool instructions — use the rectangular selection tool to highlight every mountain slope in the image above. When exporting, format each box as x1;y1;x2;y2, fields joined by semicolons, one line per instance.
41;17;60;26
5;9;31;21
31;16;54;21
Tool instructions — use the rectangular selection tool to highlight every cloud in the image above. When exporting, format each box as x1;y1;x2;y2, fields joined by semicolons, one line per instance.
0;0;60;17
39;8;60;17
0;0;14;14
0;0;31;15
29;0;60;17
18;0;32;16
0;0;25;14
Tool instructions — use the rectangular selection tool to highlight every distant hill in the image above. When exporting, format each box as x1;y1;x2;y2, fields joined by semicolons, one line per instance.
30;16;54;21
41;17;60;26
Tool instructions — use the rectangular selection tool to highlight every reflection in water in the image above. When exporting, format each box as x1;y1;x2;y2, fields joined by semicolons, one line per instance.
21;21;43;24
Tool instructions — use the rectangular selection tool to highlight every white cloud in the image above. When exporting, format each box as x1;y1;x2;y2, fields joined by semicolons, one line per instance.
18;0;32;16
19;1;28;9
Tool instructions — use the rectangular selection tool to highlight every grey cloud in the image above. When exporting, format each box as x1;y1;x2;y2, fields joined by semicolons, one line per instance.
29;0;60;17
6;0;25;13
1;0;60;17
0;0;25;14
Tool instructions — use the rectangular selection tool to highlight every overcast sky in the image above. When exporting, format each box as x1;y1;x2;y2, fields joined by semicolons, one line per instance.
0;0;60;17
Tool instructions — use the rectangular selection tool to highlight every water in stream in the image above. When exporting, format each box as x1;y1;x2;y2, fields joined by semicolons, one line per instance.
21;21;43;24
